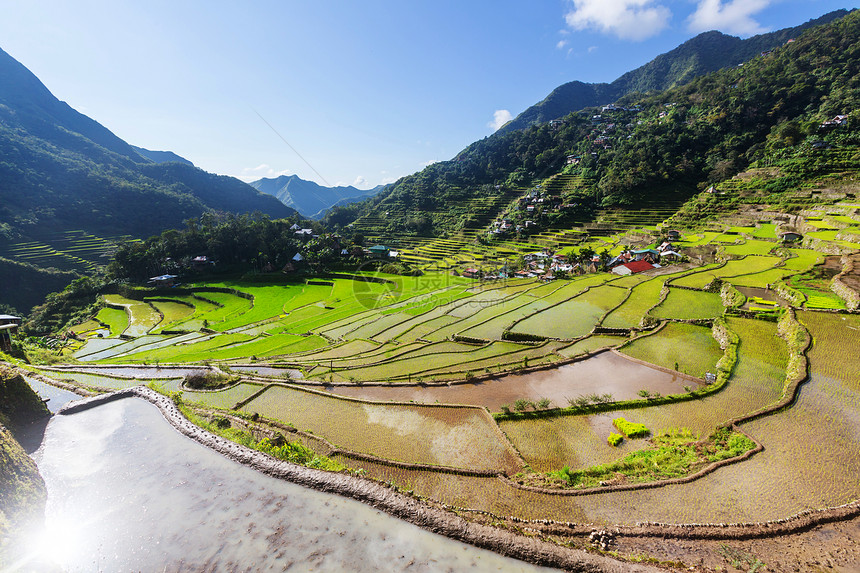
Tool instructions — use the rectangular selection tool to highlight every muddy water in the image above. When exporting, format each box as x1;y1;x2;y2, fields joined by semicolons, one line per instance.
735;286;788;310
329;351;697;410
26;397;558;572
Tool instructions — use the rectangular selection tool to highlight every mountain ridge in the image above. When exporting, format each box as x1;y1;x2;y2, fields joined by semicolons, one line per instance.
500;9;852;133
131;145;194;166
0;46;294;241
331;8;860;239
250;174;385;219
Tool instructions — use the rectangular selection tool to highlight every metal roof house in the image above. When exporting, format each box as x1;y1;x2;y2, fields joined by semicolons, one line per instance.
0;314;22;353
611;261;655;276
368;245;390;258
779;231;803;243
147;274;178;287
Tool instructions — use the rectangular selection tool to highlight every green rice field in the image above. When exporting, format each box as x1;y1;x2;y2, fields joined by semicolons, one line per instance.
619;323;723;378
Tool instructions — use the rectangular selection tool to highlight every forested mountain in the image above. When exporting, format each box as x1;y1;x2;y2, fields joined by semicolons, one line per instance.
250;174;385;219
0;46;294;241
331;9;859;237
500;9;851;133
131;145;194;166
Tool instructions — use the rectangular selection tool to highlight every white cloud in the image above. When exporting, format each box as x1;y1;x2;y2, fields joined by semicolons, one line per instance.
488;109;513;131
588;45;598;53
237;163;292;182
564;0;671;41
556;39;569;50
352;175;368;188
381;177;398;185
420;160;439;168
687;0;770;36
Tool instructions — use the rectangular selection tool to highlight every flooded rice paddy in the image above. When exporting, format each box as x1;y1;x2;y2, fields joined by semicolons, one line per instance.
25;395;558;572
353;313;860;525
17;309;859;567
328;350;697;410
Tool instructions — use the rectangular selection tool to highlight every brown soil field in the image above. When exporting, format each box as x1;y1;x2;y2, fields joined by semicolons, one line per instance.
840;253;860;293
614;517;860;572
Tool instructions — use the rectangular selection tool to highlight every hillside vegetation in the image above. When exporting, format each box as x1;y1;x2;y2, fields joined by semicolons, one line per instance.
501;10;849;133
329;10;859;240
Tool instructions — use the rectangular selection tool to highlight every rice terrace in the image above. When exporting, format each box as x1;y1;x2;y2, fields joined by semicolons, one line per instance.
4;6;860;571
14;188;860;569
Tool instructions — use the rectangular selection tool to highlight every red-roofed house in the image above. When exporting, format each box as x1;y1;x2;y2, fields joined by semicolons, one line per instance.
611;260;654;275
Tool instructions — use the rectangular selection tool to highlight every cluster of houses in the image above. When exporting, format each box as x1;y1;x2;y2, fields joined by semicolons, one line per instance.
461;251;581;281
489;186;578;237
466;229;688;282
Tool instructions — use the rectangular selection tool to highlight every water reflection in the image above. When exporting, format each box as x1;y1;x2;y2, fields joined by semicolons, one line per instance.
331;351;696;409
30;397;558;572
12;378;81;454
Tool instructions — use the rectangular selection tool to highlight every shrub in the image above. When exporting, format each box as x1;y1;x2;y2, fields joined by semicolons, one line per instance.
607;433;623;447
513;398;531;412
613;417;650;438
184;371;234;389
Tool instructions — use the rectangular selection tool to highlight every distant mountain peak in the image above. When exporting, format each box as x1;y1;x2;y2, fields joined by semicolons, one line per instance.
250;174;386;219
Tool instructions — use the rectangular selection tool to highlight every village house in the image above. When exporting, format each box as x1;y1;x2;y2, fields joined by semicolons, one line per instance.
660;250;683;262
819;115;849;130
611;260;655;276
0;315;22;353
632;249;660;263
779;231;803;243
191;255;215;271
147;274;179;288
367;245;391;259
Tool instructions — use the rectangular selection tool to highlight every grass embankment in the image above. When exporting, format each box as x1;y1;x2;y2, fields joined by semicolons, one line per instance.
167;390;345;471
517;427;755;491
0;365;50;538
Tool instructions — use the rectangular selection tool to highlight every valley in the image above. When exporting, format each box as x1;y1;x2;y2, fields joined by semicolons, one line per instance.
12;187;860;569
2;7;860;571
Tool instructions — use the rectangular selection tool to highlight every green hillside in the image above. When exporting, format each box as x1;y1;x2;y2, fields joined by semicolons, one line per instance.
501;9;851;133
0;46;295;244
328;9;860;243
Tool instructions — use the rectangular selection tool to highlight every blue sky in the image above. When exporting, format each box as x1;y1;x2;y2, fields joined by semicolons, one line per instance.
0;1;854;188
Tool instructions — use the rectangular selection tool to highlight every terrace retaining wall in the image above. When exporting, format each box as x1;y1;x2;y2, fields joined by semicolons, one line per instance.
831;254;860;310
